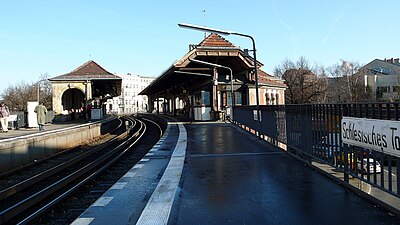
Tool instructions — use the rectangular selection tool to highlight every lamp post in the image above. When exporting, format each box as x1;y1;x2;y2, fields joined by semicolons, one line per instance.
37;79;47;103
190;58;234;119
178;23;261;133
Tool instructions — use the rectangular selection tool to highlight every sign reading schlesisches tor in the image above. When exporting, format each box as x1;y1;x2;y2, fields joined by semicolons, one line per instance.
341;117;400;158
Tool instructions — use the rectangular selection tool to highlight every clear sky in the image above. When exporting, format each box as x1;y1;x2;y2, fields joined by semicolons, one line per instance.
1;0;399;94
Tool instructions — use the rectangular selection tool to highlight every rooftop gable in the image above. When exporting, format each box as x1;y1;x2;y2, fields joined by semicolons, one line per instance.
198;33;237;48
362;59;400;75
50;60;121;81
64;60;113;76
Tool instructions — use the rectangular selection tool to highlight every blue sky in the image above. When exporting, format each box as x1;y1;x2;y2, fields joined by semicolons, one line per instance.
1;0;399;94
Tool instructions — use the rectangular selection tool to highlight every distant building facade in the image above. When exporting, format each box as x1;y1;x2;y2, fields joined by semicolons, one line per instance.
361;58;400;101
105;74;155;114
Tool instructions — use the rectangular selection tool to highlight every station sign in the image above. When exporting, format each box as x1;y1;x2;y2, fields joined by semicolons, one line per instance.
341;117;400;157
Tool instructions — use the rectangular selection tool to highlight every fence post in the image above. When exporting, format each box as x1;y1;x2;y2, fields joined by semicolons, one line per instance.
342;104;349;183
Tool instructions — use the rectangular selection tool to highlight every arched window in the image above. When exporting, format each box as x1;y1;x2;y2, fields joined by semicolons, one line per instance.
265;92;274;105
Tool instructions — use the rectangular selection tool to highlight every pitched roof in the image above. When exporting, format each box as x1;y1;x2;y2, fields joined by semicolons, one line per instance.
198;33;237;48
362;59;400;75
50;60;121;80
257;69;287;88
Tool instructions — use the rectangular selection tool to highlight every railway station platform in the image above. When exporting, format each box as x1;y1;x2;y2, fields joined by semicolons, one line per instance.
0;119;89;141
72;120;399;225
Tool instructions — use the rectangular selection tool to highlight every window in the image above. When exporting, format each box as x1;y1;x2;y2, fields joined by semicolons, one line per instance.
235;92;242;105
275;93;279;105
270;93;276;105
221;92;234;107
227;92;233;106
194;91;210;106
377;86;389;93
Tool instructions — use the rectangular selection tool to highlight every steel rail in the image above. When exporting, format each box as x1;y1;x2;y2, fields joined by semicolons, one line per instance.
17;117;147;225
0;116;121;178
140;117;163;138
0;117;125;201
0;116;144;224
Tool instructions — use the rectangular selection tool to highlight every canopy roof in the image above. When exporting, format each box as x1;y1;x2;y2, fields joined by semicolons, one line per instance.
140;33;285;96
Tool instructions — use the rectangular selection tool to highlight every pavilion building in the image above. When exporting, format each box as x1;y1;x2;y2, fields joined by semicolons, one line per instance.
49;60;122;119
140;33;286;121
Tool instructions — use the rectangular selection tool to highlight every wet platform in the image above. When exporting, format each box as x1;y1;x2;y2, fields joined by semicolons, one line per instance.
72;121;399;225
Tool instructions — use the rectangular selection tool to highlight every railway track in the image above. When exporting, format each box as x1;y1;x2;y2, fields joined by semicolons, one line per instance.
0;115;158;225
0;118;124;196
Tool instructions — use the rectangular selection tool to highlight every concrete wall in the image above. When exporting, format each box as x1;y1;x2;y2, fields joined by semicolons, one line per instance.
0;121;108;174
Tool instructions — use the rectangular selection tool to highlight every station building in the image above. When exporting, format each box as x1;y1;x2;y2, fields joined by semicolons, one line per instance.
140;33;286;121
49;60;122;119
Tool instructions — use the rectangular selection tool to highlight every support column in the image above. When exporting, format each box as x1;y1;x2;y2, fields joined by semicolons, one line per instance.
173;94;177;116
148;96;154;113
163;92;167;115
213;67;218;112
157;97;160;114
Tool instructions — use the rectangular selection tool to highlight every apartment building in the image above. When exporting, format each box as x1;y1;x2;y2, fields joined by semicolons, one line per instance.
106;74;154;114
362;58;400;101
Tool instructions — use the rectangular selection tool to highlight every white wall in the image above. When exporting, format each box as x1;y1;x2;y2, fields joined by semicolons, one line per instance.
106;74;154;114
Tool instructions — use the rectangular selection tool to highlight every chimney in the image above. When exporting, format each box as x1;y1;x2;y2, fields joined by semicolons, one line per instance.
395;58;399;64
385;58;394;63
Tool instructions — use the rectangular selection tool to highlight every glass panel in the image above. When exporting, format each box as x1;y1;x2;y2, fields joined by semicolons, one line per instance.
194;91;211;106
227;92;233;106
235;92;242;105
201;91;210;106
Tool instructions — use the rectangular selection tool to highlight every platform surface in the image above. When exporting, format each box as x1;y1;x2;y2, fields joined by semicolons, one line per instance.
73;122;400;225
0;119;91;141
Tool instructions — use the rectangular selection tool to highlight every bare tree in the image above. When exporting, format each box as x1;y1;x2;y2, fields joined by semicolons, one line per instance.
0;73;52;111
274;57;328;104
326;60;372;103
38;73;53;110
1;81;37;111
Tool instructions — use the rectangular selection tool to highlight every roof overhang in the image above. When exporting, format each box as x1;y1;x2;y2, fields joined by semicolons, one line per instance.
140;47;256;96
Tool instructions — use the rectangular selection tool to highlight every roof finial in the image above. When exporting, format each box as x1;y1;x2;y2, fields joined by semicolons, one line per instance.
202;0;207;38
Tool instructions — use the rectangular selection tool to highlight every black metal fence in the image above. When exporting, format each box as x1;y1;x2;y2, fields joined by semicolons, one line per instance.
233;103;400;198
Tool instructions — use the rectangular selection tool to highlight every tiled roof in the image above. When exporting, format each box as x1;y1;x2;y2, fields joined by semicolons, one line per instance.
257;69;287;87
198;33;237;48
64;60;113;76
50;60;121;80
257;69;273;78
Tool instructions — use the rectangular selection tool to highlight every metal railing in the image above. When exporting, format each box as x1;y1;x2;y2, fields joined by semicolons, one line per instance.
233;103;400;197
